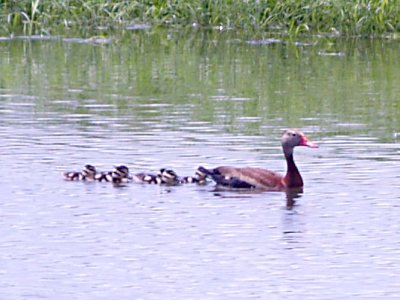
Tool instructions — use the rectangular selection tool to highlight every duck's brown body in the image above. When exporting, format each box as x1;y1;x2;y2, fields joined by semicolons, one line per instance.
212;166;283;190
199;129;317;190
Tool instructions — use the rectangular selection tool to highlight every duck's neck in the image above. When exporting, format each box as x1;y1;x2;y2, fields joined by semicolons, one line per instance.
283;147;303;188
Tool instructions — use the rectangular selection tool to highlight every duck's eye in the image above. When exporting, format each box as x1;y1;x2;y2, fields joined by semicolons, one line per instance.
291;133;297;137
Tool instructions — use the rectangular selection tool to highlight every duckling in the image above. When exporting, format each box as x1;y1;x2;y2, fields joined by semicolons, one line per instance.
63;164;97;181
159;168;180;185
63;170;82;181
82;164;97;181
94;171;113;182
132;172;163;184
96;165;131;184
111;165;131;184
132;168;179;185
180;167;208;184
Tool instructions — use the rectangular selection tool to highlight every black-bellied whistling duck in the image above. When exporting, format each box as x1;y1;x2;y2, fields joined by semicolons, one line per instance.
198;129;318;190
132;168;179;185
159;168;180;185
113;165;131;181
133;168;208;185
63;164;98;181
180;168;208;184
96;165;131;184
132;172;163;184
64;164;131;184
106;165;131;185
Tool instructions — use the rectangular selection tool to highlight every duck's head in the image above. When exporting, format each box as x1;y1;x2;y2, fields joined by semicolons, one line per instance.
114;165;130;178
281;129;318;155
159;168;179;184
82;164;97;177
195;168;208;180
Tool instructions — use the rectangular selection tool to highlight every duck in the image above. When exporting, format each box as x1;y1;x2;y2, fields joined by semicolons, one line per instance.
159;168;180;185
132;168;179;185
198;129;318;190
96;165;131;184
94;170;113;182
132;171;163;184
180;168;208;184
113;165;130;180
63;164;98;181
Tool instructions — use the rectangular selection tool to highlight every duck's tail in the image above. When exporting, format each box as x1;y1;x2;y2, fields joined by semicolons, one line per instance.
197;166;255;189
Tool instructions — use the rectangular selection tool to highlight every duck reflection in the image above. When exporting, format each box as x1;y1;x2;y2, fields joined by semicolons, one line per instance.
208;186;303;210
285;188;303;209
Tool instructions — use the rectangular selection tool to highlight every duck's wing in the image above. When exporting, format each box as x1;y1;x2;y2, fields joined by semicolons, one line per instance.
199;166;283;190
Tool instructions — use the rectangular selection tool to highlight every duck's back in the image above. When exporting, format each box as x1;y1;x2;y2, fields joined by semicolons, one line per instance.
213;166;284;190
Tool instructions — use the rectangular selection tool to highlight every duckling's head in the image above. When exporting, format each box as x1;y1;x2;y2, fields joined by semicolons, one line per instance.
113;165;130;178
159;168;179;184
82;164;97;177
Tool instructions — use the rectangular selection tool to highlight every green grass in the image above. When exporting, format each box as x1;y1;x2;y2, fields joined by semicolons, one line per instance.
1;0;399;36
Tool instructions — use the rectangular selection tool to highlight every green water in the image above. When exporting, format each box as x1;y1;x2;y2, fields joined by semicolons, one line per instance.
1;30;399;138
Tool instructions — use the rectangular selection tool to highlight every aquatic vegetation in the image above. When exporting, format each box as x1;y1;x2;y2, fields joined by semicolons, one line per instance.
0;0;399;36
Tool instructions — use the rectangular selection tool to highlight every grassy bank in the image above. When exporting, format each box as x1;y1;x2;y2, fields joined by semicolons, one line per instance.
1;0;399;36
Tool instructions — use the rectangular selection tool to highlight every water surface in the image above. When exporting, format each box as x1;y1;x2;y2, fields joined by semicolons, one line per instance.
0;29;400;299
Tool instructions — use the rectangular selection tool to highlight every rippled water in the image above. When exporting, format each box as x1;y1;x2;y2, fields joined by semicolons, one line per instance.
1;30;400;299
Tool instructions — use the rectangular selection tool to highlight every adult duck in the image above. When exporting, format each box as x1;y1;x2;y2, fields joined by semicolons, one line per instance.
198;129;318;190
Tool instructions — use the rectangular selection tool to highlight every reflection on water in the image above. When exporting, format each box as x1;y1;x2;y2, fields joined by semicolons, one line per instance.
0;29;400;299
209;188;303;210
